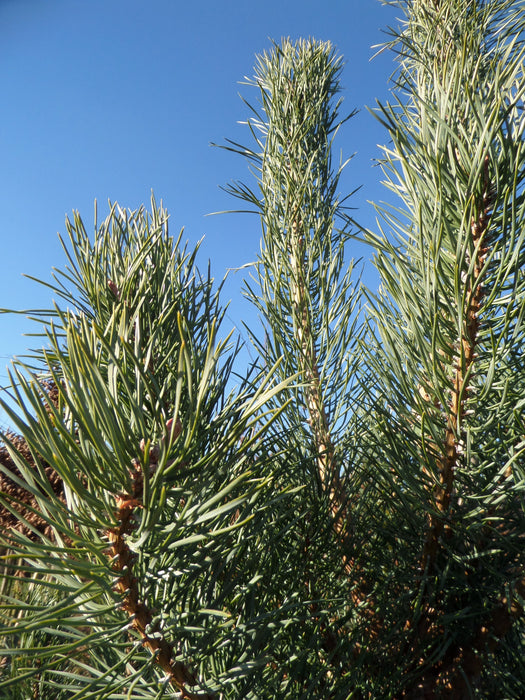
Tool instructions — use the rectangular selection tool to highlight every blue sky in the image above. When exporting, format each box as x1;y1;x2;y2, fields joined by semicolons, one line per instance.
0;0;400;430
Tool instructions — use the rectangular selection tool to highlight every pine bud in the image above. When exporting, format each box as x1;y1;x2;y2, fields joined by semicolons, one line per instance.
166;417;182;441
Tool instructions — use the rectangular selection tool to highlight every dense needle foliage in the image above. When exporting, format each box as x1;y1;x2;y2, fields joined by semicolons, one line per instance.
1;1;524;697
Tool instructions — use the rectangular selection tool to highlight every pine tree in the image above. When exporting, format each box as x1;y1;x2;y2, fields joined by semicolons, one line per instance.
360;1;525;695
0;203;293;698
1;1;524;698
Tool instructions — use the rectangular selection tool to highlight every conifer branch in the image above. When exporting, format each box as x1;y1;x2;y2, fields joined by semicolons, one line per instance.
105;430;213;699
421;155;495;575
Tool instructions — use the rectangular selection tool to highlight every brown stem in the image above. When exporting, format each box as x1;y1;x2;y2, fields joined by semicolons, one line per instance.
405;575;524;699
288;215;350;552
421;155;492;576
410;156;498;693
106;463;213;700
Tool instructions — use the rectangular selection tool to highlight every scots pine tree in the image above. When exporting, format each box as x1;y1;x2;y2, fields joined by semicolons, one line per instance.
360;0;525;695
1;1;524;698
0;202;293;698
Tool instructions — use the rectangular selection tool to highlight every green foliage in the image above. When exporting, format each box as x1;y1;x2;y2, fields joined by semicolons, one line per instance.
361;0;525;694
1;2;524;698
0;202;294;698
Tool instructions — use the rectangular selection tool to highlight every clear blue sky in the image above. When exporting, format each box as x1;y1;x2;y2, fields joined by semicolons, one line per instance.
0;0;400;430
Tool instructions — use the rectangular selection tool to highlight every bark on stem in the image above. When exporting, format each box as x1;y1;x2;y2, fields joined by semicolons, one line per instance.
106;462;213;700
410;156;498;696
289;215;350;549
421;155;492;575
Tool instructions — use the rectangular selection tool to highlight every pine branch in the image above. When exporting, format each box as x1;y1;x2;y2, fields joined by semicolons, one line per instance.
106;434;213;700
420;155;494;575
366;1;525;694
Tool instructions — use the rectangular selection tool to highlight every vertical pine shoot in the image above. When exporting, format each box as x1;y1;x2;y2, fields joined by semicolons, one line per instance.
224;38;361;553
365;0;525;694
